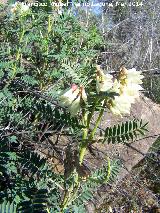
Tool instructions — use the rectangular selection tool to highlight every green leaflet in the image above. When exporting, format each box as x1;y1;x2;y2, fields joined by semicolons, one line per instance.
0;200;17;213
103;119;148;144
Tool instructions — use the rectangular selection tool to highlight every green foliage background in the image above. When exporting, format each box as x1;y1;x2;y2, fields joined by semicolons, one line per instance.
0;5;105;212
0;2;154;212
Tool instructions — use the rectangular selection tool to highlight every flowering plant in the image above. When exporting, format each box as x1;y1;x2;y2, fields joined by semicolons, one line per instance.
0;4;149;211
58;65;147;211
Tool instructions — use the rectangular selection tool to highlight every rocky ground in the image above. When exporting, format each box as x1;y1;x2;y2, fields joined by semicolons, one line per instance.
96;142;160;212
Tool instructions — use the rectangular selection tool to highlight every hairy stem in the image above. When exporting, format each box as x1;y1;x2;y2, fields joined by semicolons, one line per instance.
61;111;88;211
89;107;104;140
79;111;88;165
60;174;79;212
60;191;70;212
61;104;105;210
87;97;99;128
11;25;25;79
46;208;50;213
79;106;105;165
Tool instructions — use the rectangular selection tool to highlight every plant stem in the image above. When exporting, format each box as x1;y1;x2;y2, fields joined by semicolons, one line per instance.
87;97;99;128
60;175;79;212
46;15;52;55
60;190;70;212
79;106;105;165
61;112;88;211
40;15;52;90
46;208;50;213
79;145;87;165
61;104;105;210
48;15;52;34
79;111;88;165
11;19;25;80
89;107;104;140
104;157;111;182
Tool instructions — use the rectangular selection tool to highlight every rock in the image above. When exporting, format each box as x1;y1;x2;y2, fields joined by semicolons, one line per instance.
85;94;160;211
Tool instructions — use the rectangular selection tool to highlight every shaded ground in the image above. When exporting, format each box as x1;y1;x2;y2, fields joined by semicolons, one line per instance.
96;138;160;213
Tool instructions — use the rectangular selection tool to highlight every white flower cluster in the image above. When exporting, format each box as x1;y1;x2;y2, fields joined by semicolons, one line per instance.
109;66;144;116
58;66;144;117
10;2;29;14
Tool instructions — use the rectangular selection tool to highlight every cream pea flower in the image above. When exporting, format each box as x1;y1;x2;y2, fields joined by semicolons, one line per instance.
119;67;144;100
68;86;87;116
59;84;79;107
110;94;132;116
126;68;144;84
110;66;144;116
59;85;87;116
11;2;29;14
96;65;113;93
111;79;121;93
69;96;81;116
119;67;144;85
123;83;143;99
